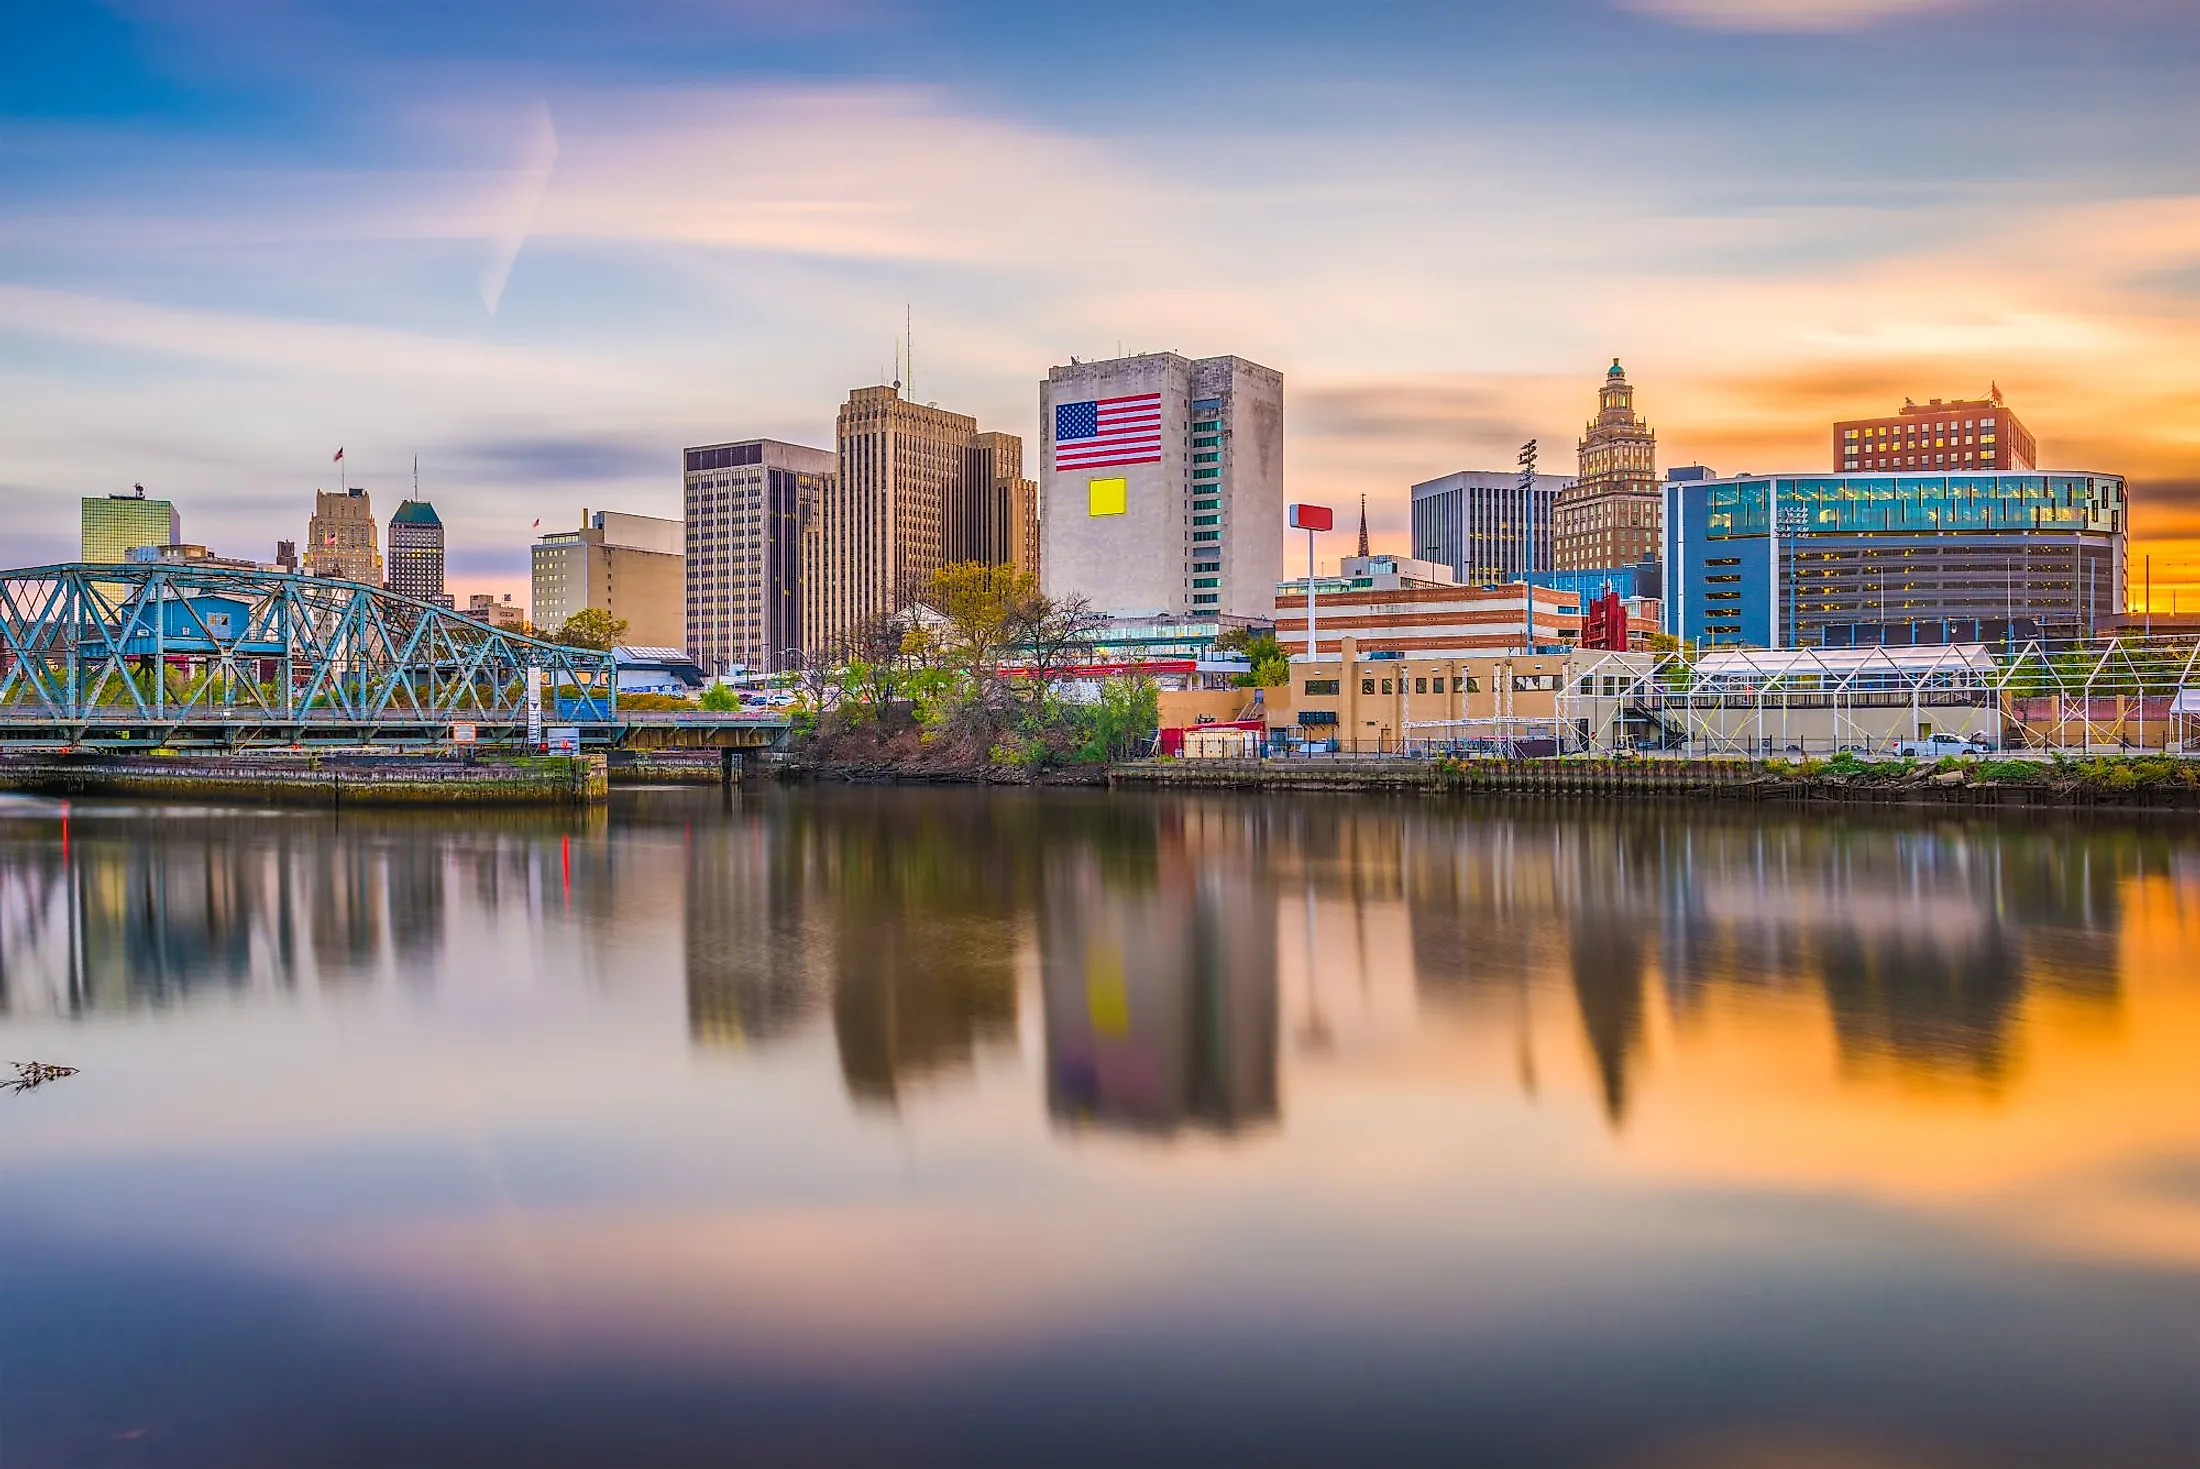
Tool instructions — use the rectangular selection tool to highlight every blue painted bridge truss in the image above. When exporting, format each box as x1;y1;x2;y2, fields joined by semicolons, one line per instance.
0;564;616;748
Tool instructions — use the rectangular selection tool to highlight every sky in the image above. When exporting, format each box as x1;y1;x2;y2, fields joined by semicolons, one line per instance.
3;0;2199;610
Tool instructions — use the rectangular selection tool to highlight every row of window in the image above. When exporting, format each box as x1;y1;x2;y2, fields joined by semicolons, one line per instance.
1305;673;1561;696
1845;419;1996;438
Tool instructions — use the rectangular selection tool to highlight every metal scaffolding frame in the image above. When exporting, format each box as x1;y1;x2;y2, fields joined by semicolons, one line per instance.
0;563;615;747
1557;636;2200;757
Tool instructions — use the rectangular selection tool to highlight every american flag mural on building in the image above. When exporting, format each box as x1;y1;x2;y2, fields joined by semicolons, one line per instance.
1053;392;1164;471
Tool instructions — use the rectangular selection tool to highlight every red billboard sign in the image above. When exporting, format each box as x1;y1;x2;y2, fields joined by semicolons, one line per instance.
1288;503;1334;532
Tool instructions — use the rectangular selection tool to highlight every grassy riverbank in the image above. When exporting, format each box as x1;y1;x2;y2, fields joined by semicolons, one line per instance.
1112;753;2200;808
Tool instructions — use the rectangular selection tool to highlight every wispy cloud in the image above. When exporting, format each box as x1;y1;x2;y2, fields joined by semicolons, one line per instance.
479;99;559;313
440;432;668;484
1618;0;1967;31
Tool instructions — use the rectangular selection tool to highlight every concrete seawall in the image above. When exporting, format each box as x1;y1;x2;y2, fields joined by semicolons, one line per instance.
0;753;611;807
607;750;730;785
1112;757;2200;809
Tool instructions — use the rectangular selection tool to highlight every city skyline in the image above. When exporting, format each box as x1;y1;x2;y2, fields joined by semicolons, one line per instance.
2;0;2198;607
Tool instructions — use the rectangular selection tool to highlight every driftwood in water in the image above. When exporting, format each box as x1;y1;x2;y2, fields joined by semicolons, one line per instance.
5;1061;77;1094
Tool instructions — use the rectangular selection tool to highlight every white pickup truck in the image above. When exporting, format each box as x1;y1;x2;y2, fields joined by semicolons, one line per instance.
1896;732;1994;758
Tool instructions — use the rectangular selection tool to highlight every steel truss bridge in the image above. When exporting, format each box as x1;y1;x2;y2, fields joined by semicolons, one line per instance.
0;563;621;749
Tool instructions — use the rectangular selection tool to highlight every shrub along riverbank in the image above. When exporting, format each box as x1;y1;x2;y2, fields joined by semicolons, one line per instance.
784;563;1157;782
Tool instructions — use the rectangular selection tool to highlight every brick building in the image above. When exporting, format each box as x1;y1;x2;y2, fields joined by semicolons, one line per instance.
1834;391;2037;473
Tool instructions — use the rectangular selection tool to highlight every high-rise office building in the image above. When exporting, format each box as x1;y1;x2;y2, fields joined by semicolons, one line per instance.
1411;470;1574;586
531;509;685;645
305;488;383;584
385;499;447;605
808;386;1029;655
965;431;1041;582
1039;352;1283;621
1834;391;2037;473
1553;360;1660;571
683;438;835;676
1664;470;2125;648
80;489;180;565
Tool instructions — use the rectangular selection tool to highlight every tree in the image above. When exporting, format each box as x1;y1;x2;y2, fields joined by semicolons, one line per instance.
1074;672;1161;763
555;608;629;651
1012;591;1106;717
1226;631;1290;688
842;613;912;727
699;682;740;711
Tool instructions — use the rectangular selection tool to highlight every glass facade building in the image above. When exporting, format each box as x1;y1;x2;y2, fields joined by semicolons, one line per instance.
1664;471;2125;648
80;493;180;565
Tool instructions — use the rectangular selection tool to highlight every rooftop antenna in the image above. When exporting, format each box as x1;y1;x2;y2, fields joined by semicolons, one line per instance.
413;454;419;500
906;303;913;400
893;330;901;392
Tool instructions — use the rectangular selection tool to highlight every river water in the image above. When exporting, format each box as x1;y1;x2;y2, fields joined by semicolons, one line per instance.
2;787;2197;1467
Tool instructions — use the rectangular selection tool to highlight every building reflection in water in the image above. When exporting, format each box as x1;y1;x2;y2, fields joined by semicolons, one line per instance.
1399;807;2148;1121
0;804;606;1015
1038;802;1278;1137
0;790;2181;1139
684;792;1032;1111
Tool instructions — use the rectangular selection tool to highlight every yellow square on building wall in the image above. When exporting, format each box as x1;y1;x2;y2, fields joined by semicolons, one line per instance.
1088;477;1127;517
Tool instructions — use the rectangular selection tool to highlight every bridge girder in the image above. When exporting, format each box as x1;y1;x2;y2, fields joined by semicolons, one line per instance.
0;564;615;744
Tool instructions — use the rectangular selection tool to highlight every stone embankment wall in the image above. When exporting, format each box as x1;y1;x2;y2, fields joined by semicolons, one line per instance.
1113;757;2200;809
0;753;610;806
607;750;727;785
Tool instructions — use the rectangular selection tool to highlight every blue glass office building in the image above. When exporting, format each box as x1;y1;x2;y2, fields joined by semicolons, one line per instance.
1663;472;2124;648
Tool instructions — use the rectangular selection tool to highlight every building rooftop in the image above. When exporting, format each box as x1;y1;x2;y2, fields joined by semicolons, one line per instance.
389;499;441;526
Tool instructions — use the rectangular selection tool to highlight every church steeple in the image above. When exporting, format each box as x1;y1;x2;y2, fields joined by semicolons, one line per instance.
1357;494;1370;558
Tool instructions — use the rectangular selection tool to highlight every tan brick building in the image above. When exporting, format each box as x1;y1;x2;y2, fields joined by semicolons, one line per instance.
305;488;383;584
1552;360;1659;571
808;385;1030;655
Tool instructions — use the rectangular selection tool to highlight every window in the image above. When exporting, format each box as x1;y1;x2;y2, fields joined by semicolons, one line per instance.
1414;677;1428;694
1192;593;1219;605
1192;530;1220;542
1192;435;1220;449
1512;674;1560;691
1303;679;1340;696
1192;561;1220;573
1454;676;1478;692
1361;679;1376;694
1192;419;1219;433
1381;679;1393;694
1192;576;1219;588
1192;515;1220;527
1193;453;1220;465
1193;498;1220;512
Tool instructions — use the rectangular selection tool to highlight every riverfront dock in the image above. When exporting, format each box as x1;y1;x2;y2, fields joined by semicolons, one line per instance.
0;752;612;807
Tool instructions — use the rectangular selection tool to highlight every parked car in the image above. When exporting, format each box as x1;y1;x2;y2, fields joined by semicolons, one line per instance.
1895;732;1994;758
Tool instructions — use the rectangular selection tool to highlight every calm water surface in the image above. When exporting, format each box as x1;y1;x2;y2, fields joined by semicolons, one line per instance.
3;787;2199;1467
